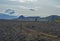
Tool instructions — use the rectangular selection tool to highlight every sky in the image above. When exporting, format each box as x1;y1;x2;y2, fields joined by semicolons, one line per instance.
0;0;60;17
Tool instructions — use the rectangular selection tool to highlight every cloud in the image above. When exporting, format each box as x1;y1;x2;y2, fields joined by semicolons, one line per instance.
19;6;29;9
10;0;38;3
5;9;15;14
55;6;60;8
0;0;60;17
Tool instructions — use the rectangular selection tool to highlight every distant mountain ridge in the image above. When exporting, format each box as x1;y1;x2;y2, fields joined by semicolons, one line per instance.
0;13;60;21
45;15;60;21
18;15;60;21
0;13;17;19
18;15;40;19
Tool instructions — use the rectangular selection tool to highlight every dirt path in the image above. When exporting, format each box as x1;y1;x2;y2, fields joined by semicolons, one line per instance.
22;27;60;41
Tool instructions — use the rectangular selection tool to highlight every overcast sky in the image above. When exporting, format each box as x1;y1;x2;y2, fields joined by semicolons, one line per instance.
0;0;60;17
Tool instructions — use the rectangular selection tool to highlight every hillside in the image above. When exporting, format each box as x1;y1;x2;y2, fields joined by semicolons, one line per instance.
0;20;60;41
0;13;17;19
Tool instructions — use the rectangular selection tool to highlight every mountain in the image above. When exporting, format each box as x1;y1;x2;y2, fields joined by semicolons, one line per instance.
18;15;25;19
18;15;40;19
1;14;58;21
18;15;60;21
0;13;17;19
45;15;60;21
18;15;40;21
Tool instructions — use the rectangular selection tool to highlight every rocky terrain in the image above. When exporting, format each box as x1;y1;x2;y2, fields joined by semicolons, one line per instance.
0;20;60;41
